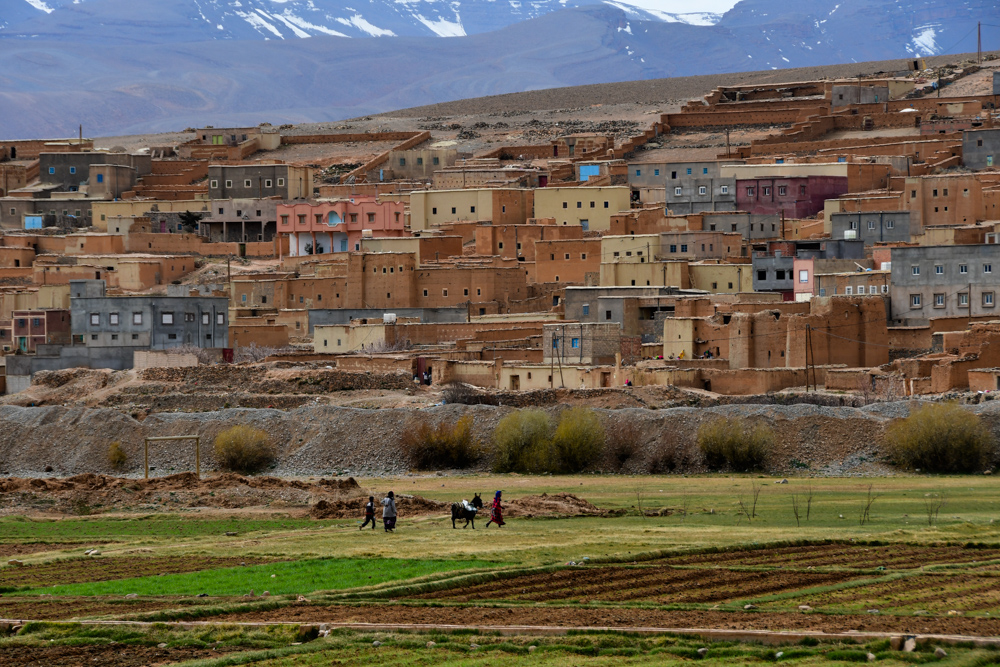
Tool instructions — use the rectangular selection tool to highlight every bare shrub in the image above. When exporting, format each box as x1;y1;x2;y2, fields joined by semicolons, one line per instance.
697;417;773;472
604;419;643;470
214;425;277;474
884;402;995;473
108;441;127;471
859;484;879;526
399;415;482;469
171;344;217;365
233;343;296;364
442;382;498;406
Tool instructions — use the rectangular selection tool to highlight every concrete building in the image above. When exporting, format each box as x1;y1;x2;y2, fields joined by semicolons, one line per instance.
199;198;280;243
626;161;739;214
829;211;911;244
753;240;865;296
533;186;631;231
963;128;999;170
386;148;458;181
39;152;151;192
6;309;71;353
70;280;228;350
543;322;621;366
702;212;783;242
737;175;848;218
409;189;532;230
890;245;1000;325
277;197;407;256
208;164;313;200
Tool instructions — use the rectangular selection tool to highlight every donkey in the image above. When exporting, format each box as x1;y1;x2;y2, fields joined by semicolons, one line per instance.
451;493;483;529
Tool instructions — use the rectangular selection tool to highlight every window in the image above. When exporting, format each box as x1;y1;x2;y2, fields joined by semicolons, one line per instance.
911;266;920;276
161;313;174;325
168;334;177;340
183;312;194;323
911;294;922;308
443;289;448;297
433;157;439;165
680;244;688;253
799;185;806;195
132;334;139;340
96;173;103;183
581;253;587;260
576;202;582;208
935;265;943;275
582;304;590;316
451;207;456;214
986;264;994;274
669;244;677;253
90;313;99;326
48;167;55;174
799;270;809;283
423;289;428;297
887;220;894;229
845;286;853;295
674;187;682;196
562;202;568;208
698;186;707;195
604;201;609;209
416;157;423;165
757;270;767;281
703;167;708;174
654;169;659;176
432;207;437;215
881;285;888;294
202;313;209;325
762;187;771;196
746;187;755;196
933;189;938;197
109;313;119;325
778;186;786;196
720;185;729;195
775;269;785;280
277;178;285;187
959;293;969;307
265;179;272;188
571;338;580;349
281;215;289;225
960;264;968;274
985;292;995;307
605;310;612;321
850;221;859;230
635;169;641;176
590;201;595;208
111;334;118;341
868;221;876;230
225;180;232;188
399;158;406;166
686;168;692;175
244;179;252;188
91;335;97;341
671;171;677;179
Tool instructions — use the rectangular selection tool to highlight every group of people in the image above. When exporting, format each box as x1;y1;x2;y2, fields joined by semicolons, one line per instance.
360;490;505;531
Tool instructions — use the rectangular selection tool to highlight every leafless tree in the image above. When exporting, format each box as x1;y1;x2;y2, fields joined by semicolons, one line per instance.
233;343;296;363
791;494;801;527
859;484;880;526
924;493;946;526
737;482;763;525
806;485;814;521
634;482;647;519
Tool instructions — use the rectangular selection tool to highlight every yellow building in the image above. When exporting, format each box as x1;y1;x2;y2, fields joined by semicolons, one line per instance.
689;261;754;293
532;186;631;231
91;200;211;232
600;260;689;289
313;323;386;353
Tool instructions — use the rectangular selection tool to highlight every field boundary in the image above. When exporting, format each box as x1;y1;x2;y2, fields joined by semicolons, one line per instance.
6;619;1000;648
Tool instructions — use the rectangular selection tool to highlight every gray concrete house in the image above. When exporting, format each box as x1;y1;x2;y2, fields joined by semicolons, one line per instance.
199;198;280;242
830;211;911;245
208;164;313;200
628;161;738;214
890;245;1000;325
39;152;150;192
963;129;999;170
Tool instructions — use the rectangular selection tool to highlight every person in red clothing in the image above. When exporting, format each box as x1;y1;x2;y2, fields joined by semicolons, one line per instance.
485;490;505;528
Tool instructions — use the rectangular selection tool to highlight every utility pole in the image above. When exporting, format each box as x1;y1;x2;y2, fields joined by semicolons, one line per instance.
804;325;810;392
978;21;982;65
725;128;731;158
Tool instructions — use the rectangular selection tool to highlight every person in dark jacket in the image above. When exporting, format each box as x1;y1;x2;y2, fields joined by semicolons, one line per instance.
485;490;505;528
360;496;376;530
382;491;397;532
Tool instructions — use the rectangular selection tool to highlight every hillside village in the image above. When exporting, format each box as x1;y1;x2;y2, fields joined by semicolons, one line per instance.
2;59;1000;405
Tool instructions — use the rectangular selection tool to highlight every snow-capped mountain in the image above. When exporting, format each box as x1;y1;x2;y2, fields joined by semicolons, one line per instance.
4;0;739;41
0;0;993;137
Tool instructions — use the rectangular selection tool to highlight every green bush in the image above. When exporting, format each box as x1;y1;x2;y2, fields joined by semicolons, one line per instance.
400;415;483;469
213;425;277;475
552;407;605;473
697;417;773;472
107;441;127;471
492;409;554;473
493;408;604;473
885;402;995;473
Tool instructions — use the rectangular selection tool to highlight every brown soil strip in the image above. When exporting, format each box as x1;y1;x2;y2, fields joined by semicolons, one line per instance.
0;556;279;589
409;566;860;604
0;544;97;559
784;573;1000;613
210;603;1000;637
658;544;1000;570
0;597;192;621
0;643;242;667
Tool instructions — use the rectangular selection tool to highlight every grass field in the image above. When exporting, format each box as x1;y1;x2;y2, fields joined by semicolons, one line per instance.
4;474;1000;665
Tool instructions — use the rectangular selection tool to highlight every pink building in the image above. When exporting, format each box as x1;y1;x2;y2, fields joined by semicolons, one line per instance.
277;198;407;257
736;176;848;218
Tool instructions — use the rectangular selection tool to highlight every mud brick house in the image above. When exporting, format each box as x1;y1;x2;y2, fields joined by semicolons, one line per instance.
542;322;622;366
6;309;70;353
409;189;533;230
386;148;458;181
39;152;151;192
533;186;631;231
208;164;313;200
277;197;407;256
551;134;613;158
736;175;848;218
890;244;1000;324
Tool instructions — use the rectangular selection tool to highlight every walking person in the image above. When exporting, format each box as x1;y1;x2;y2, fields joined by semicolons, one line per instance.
360;496;377;530
382;491;397;532
484;490;505;528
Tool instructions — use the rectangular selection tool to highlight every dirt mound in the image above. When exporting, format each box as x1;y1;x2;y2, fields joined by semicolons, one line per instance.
0;473;363;515
310;494;451;519
505;493;604;518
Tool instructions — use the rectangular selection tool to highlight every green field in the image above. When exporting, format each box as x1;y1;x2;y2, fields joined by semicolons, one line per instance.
4;474;1000;665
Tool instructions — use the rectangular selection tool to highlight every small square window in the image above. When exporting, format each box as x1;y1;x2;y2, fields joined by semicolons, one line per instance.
985;292;995;307
202;313;210;325
90;313;99;326
960;264;968;274
161;313;174;325
225;180;232;188
721;185;729;194
911;266;920;276
132;333;139;340
986;264;994;274
911;294;922;308
935;265;943;274
582;304;590;315
109;313;119;325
